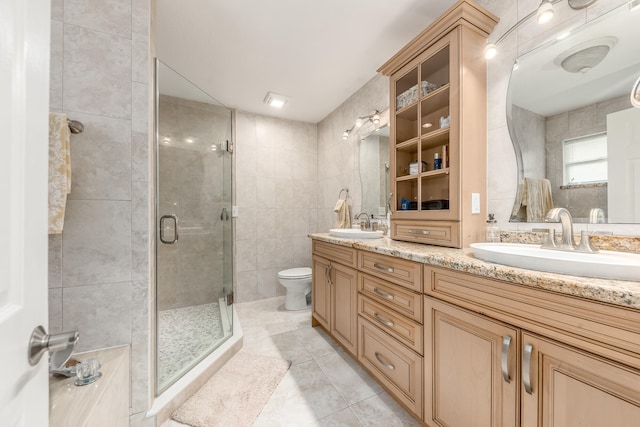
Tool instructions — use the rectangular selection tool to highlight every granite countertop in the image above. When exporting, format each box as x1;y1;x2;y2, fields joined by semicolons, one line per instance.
309;233;640;310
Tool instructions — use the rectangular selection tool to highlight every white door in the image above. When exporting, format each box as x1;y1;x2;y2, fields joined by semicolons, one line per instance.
0;0;51;424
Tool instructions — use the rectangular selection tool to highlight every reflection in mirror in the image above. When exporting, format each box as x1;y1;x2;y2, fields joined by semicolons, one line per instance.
359;125;390;218
507;3;640;223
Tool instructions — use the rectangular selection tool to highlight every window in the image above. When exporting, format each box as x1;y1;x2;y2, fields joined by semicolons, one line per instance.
563;133;607;185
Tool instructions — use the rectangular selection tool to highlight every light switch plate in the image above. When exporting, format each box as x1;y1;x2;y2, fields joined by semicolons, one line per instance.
471;193;480;214
231;206;238;217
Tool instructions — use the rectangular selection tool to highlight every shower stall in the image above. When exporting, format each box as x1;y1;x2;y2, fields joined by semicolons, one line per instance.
154;60;234;394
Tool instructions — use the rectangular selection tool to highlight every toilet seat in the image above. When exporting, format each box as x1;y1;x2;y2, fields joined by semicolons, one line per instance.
277;267;312;279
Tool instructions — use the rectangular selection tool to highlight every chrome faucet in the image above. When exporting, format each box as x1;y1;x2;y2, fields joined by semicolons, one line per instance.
543;208;576;250
354;212;371;230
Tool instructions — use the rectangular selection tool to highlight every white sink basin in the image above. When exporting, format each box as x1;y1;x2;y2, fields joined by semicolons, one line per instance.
470;243;640;281
330;228;384;239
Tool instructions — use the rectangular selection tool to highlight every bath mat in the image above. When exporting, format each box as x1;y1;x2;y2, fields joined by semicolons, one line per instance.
171;351;291;427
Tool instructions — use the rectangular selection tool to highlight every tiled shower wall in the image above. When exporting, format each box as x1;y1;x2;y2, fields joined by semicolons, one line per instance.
48;0;154;424
234;112;318;303
157;95;229;310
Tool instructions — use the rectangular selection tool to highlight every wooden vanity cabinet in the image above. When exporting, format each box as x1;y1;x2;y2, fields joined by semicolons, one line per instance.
311;241;358;356
424;265;640;427
357;252;425;419
378;0;498;248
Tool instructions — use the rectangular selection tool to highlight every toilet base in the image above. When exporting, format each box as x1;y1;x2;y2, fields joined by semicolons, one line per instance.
284;287;311;311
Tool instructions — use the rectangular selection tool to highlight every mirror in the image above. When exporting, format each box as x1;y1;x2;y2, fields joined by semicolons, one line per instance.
507;3;640;223
359;125;390;217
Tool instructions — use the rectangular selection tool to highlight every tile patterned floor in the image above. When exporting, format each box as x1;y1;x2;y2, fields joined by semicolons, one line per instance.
158;302;225;388
163;296;421;426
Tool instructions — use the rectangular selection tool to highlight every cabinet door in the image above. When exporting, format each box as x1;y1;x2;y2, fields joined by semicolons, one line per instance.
331;263;358;355
312;256;331;330
521;332;640;427
425;297;519;427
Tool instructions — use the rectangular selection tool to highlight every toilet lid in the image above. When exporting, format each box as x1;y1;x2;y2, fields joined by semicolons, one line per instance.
277;267;312;279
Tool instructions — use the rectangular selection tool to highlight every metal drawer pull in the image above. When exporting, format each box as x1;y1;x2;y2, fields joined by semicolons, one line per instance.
408;229;430;235
373;313;394;327
159;214;179;244
374;352;395;370
373;263;394;273
501;336;511;383
327;264;333;285
523;343;533;394
373;287;395;300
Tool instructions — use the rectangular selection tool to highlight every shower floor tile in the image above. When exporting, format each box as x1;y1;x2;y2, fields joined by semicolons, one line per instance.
158;302;225;388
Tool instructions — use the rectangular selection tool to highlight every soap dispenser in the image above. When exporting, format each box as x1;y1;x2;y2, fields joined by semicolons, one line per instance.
486;213;499;242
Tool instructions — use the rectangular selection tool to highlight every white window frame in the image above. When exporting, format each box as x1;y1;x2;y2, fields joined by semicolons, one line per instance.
562;132;608;186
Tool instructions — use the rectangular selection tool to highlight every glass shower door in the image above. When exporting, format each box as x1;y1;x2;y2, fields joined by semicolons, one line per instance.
155;60;233;393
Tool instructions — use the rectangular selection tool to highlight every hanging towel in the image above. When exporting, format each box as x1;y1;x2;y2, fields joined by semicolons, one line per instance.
512;177;553;222
334;199;351;229
48;112;72;234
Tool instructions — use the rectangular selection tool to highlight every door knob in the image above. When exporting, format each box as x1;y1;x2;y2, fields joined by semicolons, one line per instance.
28;325;79;367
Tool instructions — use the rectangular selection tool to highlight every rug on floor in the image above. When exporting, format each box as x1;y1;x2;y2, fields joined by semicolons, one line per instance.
171;351;291;427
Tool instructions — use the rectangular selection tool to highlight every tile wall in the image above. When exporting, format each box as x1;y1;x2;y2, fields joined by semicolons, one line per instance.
48;0;154;425
316;74;389;232
156;95;230;311
234;112;318;303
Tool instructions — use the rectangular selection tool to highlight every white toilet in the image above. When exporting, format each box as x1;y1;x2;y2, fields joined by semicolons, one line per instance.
277;267;312;311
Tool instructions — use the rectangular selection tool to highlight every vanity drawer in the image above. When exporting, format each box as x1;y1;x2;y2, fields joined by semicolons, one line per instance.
392;220;460;248
358;251;421;292
313;240;357;268
358;273;422;322
358;295;423;354
358;317;423;418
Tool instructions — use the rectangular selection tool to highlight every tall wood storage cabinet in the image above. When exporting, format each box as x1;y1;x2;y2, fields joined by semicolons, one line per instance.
378;0;498;248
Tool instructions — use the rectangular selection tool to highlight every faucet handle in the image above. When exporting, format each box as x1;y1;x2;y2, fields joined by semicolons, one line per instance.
540;229;557;249
575;230;599;253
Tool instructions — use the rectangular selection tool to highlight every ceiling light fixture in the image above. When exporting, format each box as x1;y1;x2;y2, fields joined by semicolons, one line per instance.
342;110;383;140
263;92;288;108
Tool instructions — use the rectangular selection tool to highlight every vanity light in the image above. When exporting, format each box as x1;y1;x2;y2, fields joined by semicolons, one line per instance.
484;0;593;60
342;110;382;141
484;43;498;60
263;92;288;108
537;0;555;24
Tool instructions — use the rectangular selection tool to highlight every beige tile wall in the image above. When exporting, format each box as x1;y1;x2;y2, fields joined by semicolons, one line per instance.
316;74;389;232
48;0;154;424
234;112;318;302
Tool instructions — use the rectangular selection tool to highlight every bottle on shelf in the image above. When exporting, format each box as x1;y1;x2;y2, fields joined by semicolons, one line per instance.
434;152;442;170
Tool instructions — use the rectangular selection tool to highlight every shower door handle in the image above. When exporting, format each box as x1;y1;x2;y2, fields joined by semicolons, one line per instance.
160;214;179;244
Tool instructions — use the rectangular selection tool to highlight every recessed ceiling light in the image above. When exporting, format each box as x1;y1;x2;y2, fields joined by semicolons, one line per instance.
185;138;194;144
263;92;288;108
